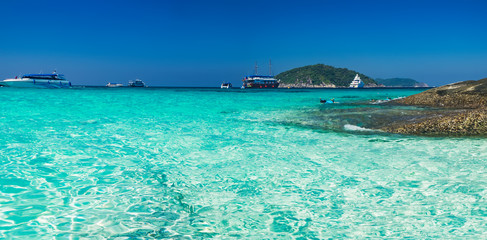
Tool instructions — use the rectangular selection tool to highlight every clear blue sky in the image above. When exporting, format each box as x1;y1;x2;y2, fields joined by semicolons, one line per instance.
1;0;486;86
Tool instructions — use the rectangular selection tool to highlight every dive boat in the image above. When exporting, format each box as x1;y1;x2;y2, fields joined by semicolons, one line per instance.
106;83;123;87
0;72;71;88
349;74;364;88
241;75;279;89
128;79;146;87
241;61;280;89
221;82;232;88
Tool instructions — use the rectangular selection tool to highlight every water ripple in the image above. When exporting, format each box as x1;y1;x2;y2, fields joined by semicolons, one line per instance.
0;88;486;238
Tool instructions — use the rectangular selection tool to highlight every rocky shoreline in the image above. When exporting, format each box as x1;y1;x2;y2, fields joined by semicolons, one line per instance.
380;78;487;136
278;83;337;88
277;83;426;88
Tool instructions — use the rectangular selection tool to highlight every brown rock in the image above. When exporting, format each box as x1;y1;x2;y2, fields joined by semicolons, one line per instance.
382;78;487;136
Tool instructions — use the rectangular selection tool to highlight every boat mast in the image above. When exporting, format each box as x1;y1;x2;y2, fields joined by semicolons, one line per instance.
269;59;272;76
254;62;258;75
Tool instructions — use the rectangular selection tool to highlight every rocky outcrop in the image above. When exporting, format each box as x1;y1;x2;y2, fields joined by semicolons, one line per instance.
382;78;487;136
382;108;487;136
394;78;487;108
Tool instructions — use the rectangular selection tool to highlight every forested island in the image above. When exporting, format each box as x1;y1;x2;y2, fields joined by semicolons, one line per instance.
275;64;428;88
275;64;376;88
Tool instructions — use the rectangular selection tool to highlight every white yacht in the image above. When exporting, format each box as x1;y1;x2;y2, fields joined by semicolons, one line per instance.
349;74;364;88
0;71;71;88
220;82;232;89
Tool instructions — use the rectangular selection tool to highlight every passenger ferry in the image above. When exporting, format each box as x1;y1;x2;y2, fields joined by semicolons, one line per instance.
349;74;364;88
128;79;146;87
221;82;232;89
241;61;280;89
0;71;71;88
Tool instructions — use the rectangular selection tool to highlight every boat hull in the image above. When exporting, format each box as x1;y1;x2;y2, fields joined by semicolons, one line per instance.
0;79;71;88
242;82;279;89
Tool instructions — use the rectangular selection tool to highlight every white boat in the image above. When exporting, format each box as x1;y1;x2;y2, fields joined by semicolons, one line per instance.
0;72;71;88
221;82;232;88
128;79;146;87
349;74;364;88
106;83;123;87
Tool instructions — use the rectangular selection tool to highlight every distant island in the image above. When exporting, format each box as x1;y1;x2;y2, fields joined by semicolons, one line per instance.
274;64;427;88
382;77;487;136
275;64;376;88
375;78;429;87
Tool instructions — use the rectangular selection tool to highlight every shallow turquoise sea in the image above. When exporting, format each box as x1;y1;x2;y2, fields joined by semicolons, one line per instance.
0;87;486;239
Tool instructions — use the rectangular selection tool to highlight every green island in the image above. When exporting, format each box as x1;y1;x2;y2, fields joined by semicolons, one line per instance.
382;78;487;136
275;64;428;88
275;64;376;87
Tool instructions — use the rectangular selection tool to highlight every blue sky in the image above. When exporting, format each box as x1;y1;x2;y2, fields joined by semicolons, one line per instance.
1;0;486;86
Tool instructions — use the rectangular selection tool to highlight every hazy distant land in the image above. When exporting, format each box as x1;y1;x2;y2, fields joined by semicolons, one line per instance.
375;78;429;88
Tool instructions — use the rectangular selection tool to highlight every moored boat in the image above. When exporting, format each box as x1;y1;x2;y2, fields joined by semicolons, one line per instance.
0;71;71;88
241;75;279;89
349;74;364;88
106;83;123;87
128;79;146;87
241;61;280;89
221;82;232;88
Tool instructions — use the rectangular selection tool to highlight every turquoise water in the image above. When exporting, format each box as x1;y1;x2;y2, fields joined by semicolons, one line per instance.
0;87;486;239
